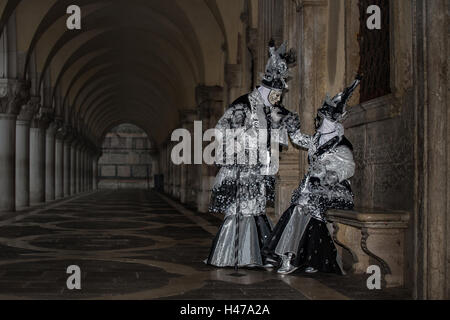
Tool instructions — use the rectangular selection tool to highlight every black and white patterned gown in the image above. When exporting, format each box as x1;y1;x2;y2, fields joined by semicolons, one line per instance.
262;130;355;274
206;88;307;268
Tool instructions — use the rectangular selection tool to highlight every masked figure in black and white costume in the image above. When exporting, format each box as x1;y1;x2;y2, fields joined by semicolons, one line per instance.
205;41;306;269
262;76;361;275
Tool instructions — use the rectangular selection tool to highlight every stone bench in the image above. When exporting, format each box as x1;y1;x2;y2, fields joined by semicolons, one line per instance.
326;208;410;288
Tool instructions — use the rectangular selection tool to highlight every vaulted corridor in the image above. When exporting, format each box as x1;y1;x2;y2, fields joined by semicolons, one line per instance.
0;190;408;300
0;0;448;300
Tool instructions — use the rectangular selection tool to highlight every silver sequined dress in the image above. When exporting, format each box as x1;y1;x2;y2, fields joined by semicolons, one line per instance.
206;88;305;267
263;131;355;274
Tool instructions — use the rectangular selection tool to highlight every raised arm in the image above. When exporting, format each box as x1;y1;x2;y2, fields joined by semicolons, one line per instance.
278;107;312;149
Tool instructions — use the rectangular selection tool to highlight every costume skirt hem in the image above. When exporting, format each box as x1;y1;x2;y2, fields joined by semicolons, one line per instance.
206;214;273;268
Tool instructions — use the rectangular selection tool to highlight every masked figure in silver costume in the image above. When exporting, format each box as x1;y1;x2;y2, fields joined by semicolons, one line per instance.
205;41;306;269
262;76;361;275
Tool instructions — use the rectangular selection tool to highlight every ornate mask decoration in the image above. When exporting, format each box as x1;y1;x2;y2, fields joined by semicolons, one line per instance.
315;76;362;128
268;90;282;106
261;40;296;91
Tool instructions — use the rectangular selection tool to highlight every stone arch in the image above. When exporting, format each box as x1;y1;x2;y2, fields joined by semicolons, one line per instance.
0;0;230;146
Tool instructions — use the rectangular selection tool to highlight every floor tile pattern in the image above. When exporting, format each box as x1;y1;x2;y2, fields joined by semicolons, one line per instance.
0;190;410;300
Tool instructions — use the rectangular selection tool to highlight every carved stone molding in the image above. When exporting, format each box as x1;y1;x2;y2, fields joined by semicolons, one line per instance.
332;222;358;271
345;94;401;129
17;96;41;122
55;126;68;140
360;228;391;275
54;117;66;140
0;79;31;115
31;106;54;130
292;0;328;12
180;109;197;126
73;135;86;149
46;121;59;136
63;125;76;143
327;208;409;287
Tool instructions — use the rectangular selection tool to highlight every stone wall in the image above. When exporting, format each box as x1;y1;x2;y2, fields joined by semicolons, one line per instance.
152;0;449;298
257;0;417;293
98;124;157;190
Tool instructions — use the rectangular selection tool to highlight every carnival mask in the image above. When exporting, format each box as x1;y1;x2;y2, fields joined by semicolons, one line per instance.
268;90;282;106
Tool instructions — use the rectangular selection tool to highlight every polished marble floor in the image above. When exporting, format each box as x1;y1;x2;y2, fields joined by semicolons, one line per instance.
0;190;410;300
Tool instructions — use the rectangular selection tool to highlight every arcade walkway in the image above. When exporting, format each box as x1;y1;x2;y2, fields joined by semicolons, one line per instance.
0;190;409;300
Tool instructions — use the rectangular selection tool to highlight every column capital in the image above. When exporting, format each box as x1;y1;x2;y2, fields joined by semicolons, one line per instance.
54;118;65;140
31;106;53;130
73;136;87;149
17;96;41;122
0;79;31;115
46;121;59;136
62;125;76;143
180;109;197;125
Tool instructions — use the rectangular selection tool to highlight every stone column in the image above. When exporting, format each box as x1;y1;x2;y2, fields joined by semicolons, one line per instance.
0;113;16;211
45;122;57;202
272;0;325;217
166;143;173;195
85;149;90;191
54;123;66;199
0;79;30;212
257;0;285;74
297;0;328;132
63;133;73;198
173;157;180;199
81;145;86;192
168;150;174;196
85;151;90;191
70;139;76;195
225;64;244;107
84;148;89;192
80;144;85;192
161;145;168;193
164;145;170;194
85;149;90;192
15;97;39;208
75;142;82;194
88;151;93;191
16;120;31;208
29;107;51;205
413;0;449;300
195;85;223;213
179;110;197;204
92;152;100;191
80;146;85;193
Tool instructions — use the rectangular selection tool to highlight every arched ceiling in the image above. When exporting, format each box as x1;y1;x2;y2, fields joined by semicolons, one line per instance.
0;0;246;147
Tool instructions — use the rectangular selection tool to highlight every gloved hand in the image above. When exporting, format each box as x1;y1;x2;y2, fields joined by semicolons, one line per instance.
279;108;300;134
